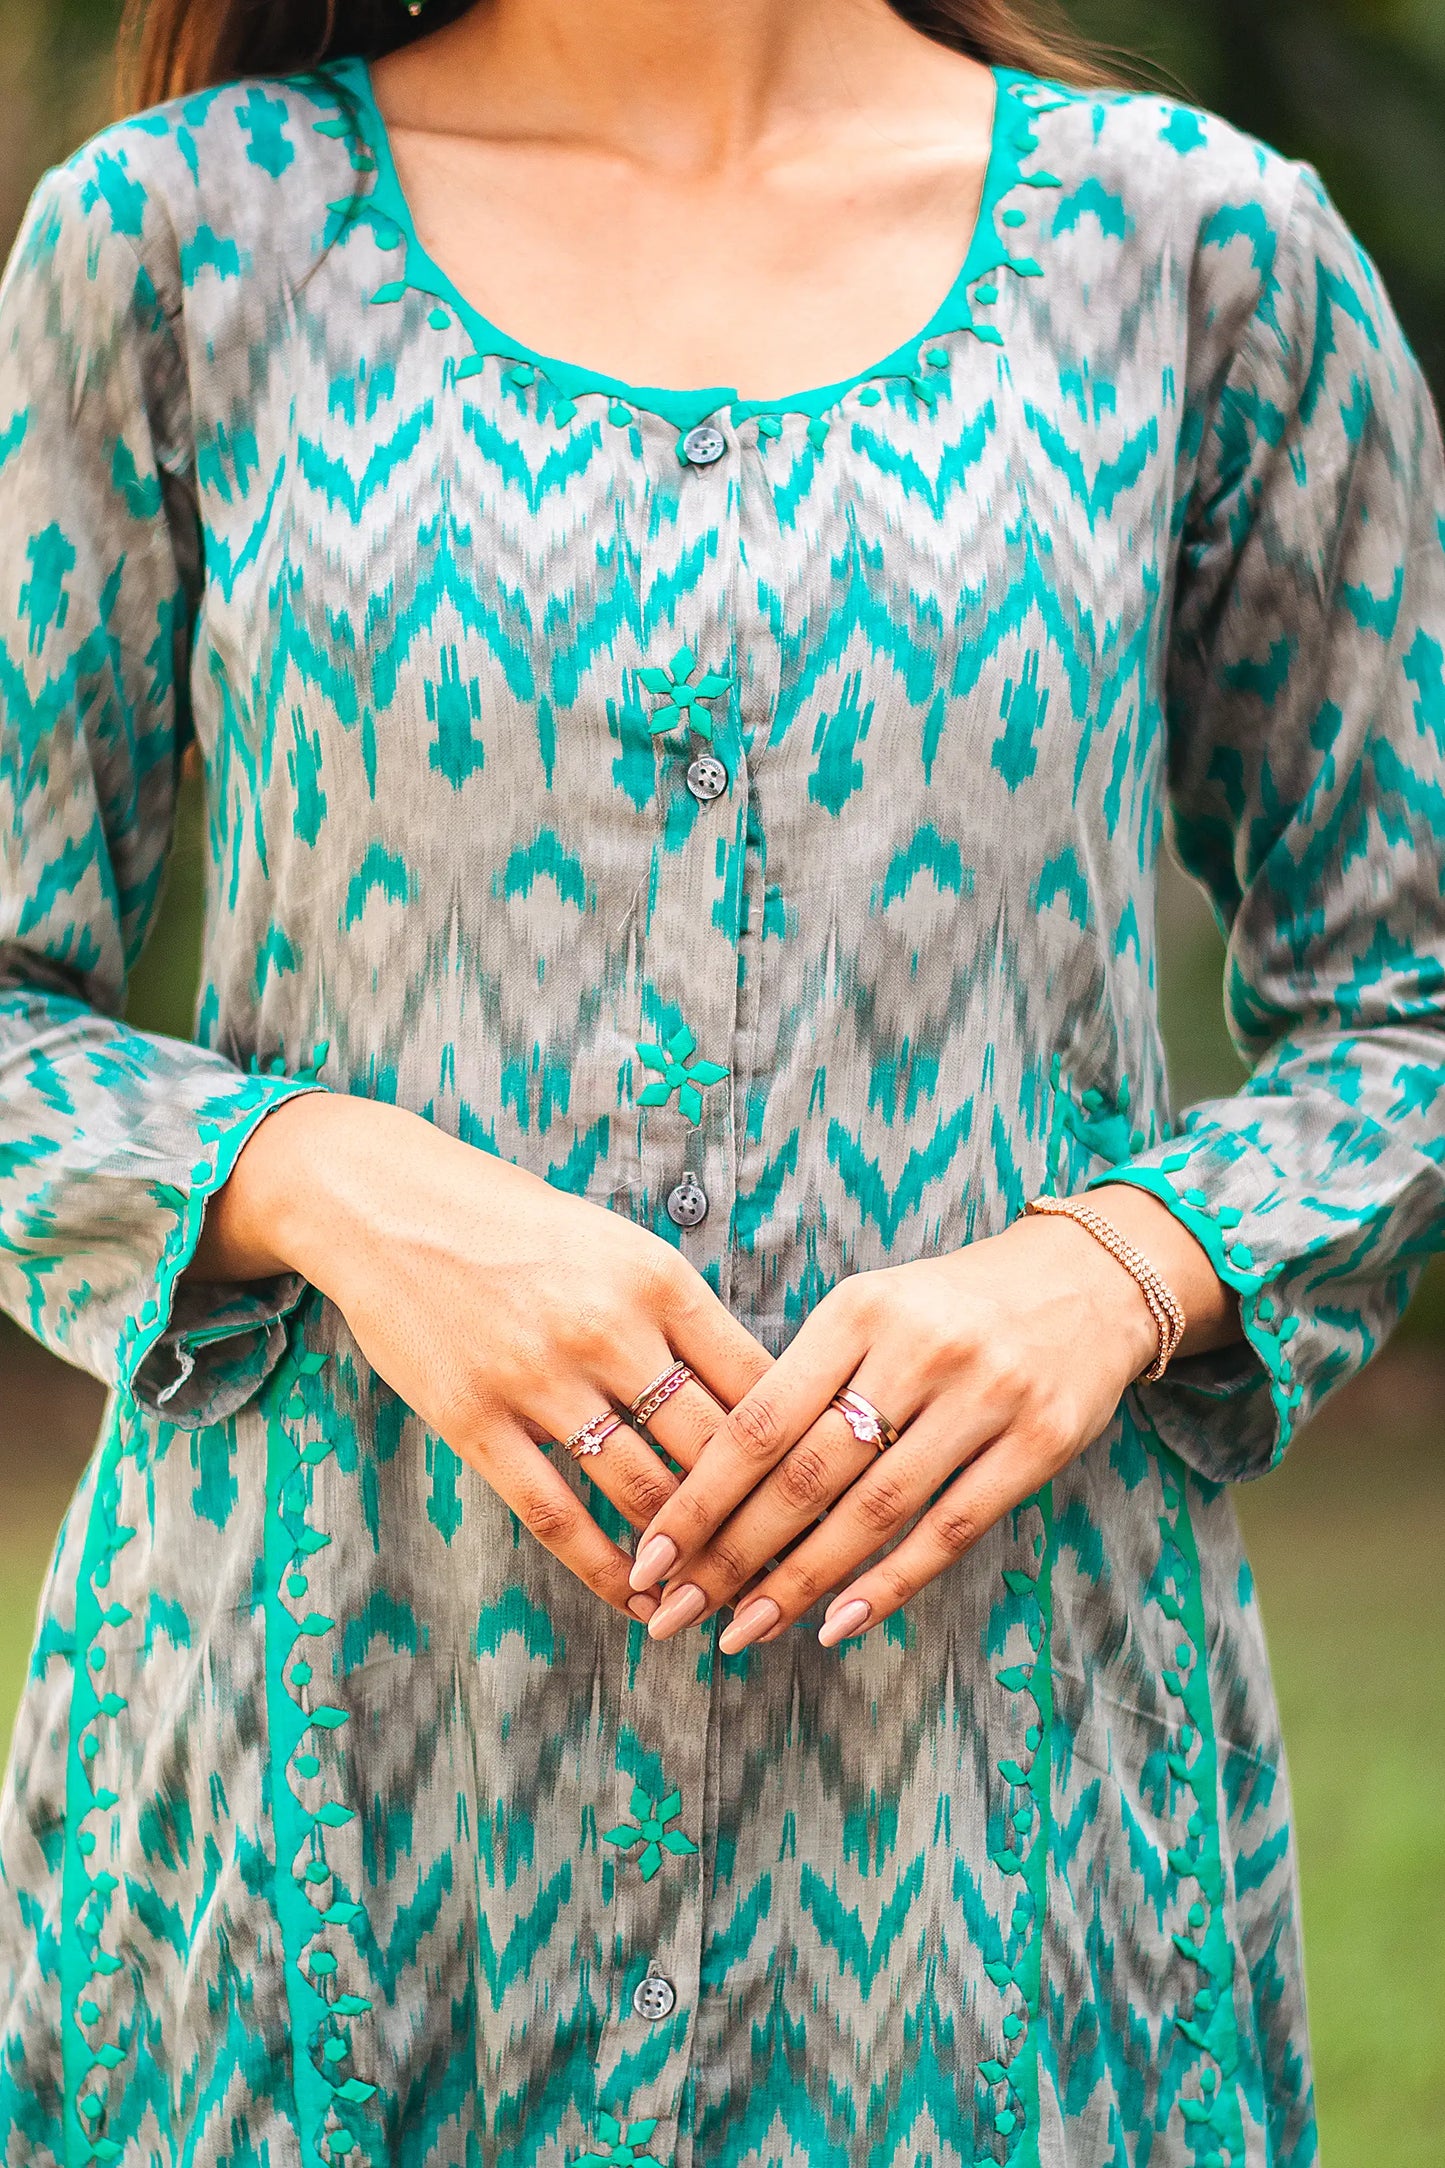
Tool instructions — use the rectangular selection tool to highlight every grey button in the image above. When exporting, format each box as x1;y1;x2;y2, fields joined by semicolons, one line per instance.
686;754;728;803
666;1175;709;1229
633;1973;677;2021
681;422;727;467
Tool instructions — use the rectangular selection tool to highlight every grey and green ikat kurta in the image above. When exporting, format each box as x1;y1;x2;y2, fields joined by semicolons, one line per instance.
2;52;1444;2168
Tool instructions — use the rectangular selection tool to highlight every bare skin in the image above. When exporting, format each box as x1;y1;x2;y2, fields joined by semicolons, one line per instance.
369;0;1000;397
192;0;1242;1646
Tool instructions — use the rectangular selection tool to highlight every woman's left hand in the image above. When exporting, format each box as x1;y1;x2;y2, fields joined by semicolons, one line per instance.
627;1186;1237;1652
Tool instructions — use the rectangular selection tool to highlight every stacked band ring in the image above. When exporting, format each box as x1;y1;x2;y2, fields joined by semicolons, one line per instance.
829;1387;899;1453
562;1412;622;1461
629;1361;695;1428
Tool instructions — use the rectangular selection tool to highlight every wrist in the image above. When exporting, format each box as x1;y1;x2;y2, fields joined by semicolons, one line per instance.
1068;1182;1241;1360
193;1092;424;1293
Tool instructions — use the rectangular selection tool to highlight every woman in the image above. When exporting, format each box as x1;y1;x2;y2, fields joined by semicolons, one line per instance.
1;0;1441;2158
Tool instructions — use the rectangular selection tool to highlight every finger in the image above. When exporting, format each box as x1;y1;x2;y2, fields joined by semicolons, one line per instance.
615;1344;728;1476
630;1288;871;1588
661;1271;776;1412
463;1420;661;1624
649;1402;875;1640
524;1376;678;1539
715;1392;1004;1647
816;1427;1065;1645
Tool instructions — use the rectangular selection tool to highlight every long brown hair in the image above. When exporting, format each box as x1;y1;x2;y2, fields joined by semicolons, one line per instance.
116;0;1114;114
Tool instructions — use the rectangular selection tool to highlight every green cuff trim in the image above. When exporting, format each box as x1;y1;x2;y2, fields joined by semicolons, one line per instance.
115;1076;328;1409
1086;1149;1305;1465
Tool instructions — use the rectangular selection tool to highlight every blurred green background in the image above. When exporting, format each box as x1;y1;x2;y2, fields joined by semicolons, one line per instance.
1;1;1442;2157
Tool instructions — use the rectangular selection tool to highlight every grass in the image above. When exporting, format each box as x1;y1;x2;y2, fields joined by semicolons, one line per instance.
2;1324;1441;2159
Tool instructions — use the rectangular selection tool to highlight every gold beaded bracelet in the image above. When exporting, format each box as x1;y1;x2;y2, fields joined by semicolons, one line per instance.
1023;1195;1187;1382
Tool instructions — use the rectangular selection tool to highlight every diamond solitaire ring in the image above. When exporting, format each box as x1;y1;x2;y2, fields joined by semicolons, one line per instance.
828;1387;900;1453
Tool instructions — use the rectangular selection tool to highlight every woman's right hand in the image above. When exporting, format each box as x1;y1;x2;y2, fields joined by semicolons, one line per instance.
190;1091;773;1623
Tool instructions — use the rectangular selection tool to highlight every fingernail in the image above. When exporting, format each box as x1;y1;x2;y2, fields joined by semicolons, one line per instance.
627;1594;659;1623
648;1583;706;1638
630;1533;678;1590
818;1597;871;1648
719;1596;780;1654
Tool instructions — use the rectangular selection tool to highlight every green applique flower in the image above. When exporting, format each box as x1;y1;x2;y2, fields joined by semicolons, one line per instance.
602;1784;698;1881
634;1027;729;1127
577;2110;668;2168
639;647;734;742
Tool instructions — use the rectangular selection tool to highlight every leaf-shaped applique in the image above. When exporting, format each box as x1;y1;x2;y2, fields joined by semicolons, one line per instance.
996;1759;1030;1787
656;1789;682;1821
626;2120;660;2143
996;1665;1032;1691
662;1827;698;1855
635;1044;669;1072
638;1841;663;1880
690;709;714;743
1002;1570;1038;1597
669;646;697;680
1179;2100;1216;2126
678;1086;703;1126
693;673;732;698
639;668;674;694
596;2112;622;2146
648;708;682;736
983;1960;1013;1990
688;1060;728;1086
637;1081;673;1108
602;1824;641;1848
979;2059;1009;2084
629;1785;653;1819
667;1026;697;1062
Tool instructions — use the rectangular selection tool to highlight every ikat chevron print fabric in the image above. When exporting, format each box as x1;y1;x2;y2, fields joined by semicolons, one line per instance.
1;51;1443;2168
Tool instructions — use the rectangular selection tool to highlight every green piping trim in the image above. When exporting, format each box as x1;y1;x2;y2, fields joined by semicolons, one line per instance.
1154;1450;1247;2164
319;57;1070;435
1085;1145;1303;1462
59;1401;136;2168
264;1323;377;2167
113;1070;327;1405
977;1485;1055;2160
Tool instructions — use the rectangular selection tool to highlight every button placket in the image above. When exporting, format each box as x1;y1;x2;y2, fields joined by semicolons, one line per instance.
586;420;745;2168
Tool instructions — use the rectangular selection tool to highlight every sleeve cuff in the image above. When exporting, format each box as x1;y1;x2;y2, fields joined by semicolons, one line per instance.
1086;1119;1305;1485
118;1079;326;1429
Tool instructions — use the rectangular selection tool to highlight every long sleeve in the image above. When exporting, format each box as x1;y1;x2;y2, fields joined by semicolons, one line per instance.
0;162;320;1426
1095;163;1445;1482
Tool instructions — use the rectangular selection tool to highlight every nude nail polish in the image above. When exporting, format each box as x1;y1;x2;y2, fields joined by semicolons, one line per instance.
818;1597;871;1647
630;1533;677;1590
719;1597;780;1654
648;1582;706;1637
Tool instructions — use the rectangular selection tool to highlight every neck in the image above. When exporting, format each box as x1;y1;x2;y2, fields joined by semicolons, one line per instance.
389;0;949;173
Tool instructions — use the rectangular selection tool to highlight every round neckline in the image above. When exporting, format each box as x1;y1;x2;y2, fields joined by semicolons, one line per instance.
327;55;1060;434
